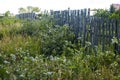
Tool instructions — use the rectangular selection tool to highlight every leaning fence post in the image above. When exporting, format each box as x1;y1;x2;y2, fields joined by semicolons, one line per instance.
114;19;119;54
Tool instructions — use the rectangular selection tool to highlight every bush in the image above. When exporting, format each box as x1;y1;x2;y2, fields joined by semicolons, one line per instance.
40;25;75;56
0;48;120;80
0;17;19;26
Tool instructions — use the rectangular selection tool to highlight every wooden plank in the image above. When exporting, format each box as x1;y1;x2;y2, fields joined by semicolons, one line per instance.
104;18;107;45
106;18;110;46
115;19;119;53
79;10;83;37
76;10;80;37
102;18;105;51
98;17;101;45
67;8;70;26
96;17;99;45
89;17;93;46
111;19;114;37
108;19;111;46
117;20;120;53
82;9;87;46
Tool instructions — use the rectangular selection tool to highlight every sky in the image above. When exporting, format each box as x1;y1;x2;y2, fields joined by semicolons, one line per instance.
0;0;120;14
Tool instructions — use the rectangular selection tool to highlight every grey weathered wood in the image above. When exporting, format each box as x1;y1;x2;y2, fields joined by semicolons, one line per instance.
101;18;105;51
16;13;36;19
50;8;120;53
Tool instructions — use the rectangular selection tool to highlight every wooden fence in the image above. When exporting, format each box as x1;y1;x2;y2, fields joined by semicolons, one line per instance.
16;13;36;19
50;8;120;53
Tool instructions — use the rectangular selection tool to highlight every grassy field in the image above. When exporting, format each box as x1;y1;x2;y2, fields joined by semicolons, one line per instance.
0;16;120;80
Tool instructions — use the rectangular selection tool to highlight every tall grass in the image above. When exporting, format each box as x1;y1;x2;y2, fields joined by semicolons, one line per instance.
0;35;40;55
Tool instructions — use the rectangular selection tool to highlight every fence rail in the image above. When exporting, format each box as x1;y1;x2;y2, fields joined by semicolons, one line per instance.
50;8;120;53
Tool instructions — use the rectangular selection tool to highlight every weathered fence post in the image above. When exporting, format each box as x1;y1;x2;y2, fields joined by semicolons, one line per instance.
114;19;119;54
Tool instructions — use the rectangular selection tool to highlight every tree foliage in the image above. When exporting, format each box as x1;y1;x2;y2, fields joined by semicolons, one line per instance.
94;9;110;17
18;7;26;13
94;4;120;19
4;11;11;17
110;4;115;14
18;6;40;13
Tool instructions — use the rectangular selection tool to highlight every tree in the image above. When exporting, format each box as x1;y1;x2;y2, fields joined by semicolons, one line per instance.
27;6;40;13
110;9;120;19
27;6;33;13
4;11;11;17
110;4;115;14
18;6;40;13
18;7;26;13
94;9;110;17
94;4;120;19
32;7;40;13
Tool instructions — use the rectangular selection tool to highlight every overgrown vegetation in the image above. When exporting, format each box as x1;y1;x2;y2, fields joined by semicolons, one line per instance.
94;4;120;19
0;7;120;80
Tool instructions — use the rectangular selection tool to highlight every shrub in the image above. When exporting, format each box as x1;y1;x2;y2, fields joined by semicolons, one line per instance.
40;25;75;56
